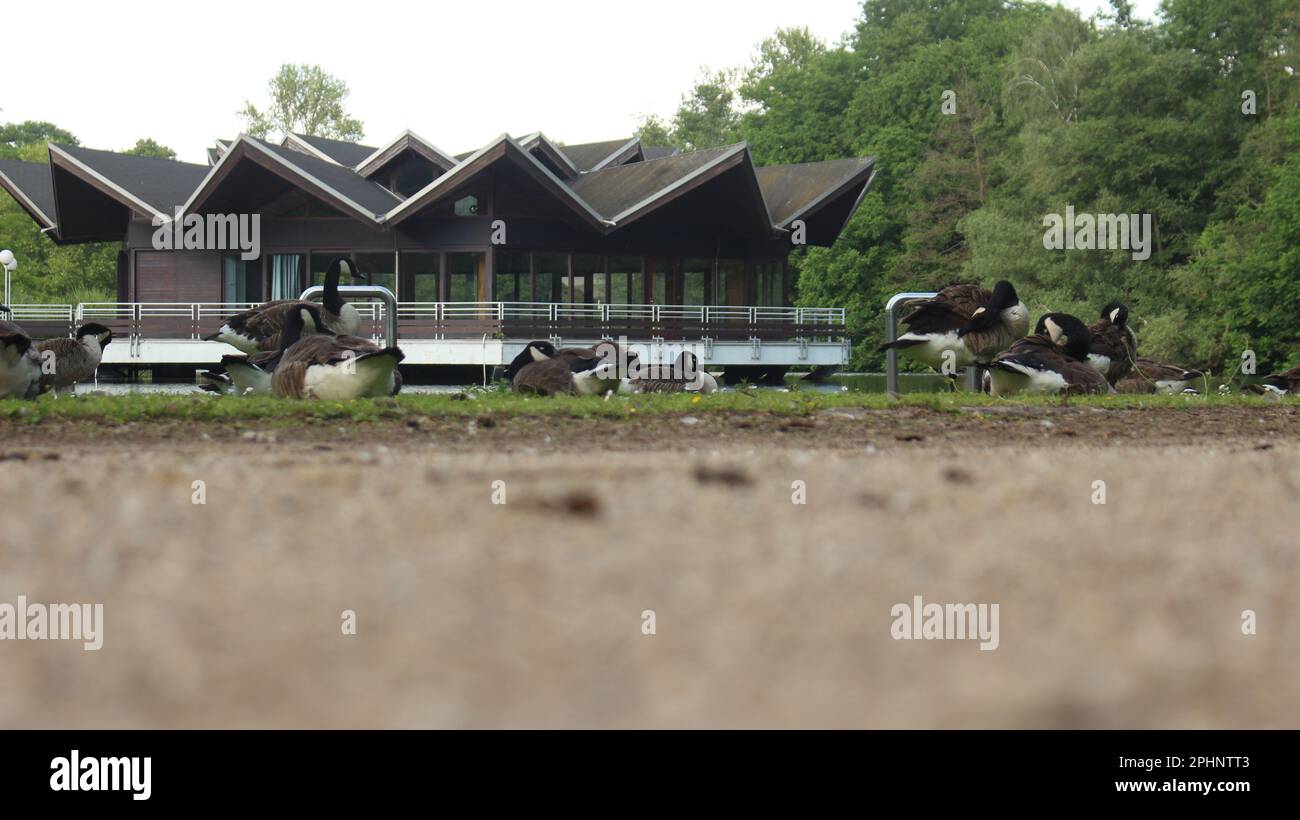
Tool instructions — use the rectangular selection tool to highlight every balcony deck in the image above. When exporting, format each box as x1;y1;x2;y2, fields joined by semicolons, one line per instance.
5;302;850;368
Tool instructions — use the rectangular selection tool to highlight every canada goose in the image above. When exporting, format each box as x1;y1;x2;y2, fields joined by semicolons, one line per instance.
504;340;558;383
988;313;1113;396
1117;357;1206;394
1254;365;1300;396
204;256;364;354
878;281;1029;371
0;306;42;399
270;306;404;400
511;342;613;396
1087;301;1138;384
34;323;113;395
627;351;718;393
212;304;325;395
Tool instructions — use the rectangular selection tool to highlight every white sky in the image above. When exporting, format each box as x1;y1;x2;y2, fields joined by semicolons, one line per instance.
3;0;1162;164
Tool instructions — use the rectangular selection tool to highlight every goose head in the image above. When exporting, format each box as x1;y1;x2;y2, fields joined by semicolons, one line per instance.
282;304;326;350
75;322;114;349
1099;301;1129;328
504;340;557;382
1037;313;1092;362
960;280;1028;338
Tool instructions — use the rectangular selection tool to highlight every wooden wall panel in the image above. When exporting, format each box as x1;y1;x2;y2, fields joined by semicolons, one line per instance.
134;251;221;302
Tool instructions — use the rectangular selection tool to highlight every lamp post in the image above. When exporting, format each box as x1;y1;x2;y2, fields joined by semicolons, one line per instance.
0;249;15;308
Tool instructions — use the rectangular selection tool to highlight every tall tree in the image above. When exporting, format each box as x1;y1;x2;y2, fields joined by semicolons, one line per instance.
239;64;365;142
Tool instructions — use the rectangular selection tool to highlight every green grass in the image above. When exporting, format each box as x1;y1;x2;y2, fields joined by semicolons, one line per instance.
0;389;1289;426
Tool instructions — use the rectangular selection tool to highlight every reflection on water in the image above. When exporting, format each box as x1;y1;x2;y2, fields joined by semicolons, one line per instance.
75;373;950;396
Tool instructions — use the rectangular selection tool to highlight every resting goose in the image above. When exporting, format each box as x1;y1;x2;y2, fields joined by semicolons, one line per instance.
1255;365;1300;396
878;280;1029;371
204;256;364;354
987;313;1113;396
212;304;324;395
511;342;617;396
270;306;404;400
627;351;718;394
0;306;42;399
1117;357;1206;394
1087;301;1138;385
34;323;113;395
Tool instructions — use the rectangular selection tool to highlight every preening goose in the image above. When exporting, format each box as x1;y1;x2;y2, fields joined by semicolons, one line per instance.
0;306;42;399
878;280;1029;371
1087;301;1138;385
35;323;113;395
1117;357;1206;394
204;256;364;354
213;304;324;395
270;306;404;400
627;351;718;393
988;313;1113;396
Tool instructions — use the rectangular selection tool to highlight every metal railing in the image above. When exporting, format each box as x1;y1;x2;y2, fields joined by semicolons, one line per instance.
9;301;848;346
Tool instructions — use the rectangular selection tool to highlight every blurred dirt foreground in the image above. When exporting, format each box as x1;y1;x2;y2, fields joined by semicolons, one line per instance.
1;405;1298;728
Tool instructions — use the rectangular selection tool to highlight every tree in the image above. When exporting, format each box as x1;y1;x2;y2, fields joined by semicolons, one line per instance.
0;121;78;158
239;64;365;142
633;69;743;152
124;138;176;160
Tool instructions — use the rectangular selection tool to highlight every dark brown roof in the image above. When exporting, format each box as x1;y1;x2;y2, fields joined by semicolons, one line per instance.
246;138;403;218
0;158;58;227
560;139;634;172
52;144;210;213
289;133;377;167
757;156;875;227
642;145;680;161
567;145;739;220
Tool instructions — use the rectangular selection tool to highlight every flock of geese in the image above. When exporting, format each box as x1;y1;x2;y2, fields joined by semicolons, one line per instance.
877;280;1258;395
0;256;717;400
4;266;1298;400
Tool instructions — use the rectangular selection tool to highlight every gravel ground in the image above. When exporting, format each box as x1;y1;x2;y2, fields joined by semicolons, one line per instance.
1;406;1297;728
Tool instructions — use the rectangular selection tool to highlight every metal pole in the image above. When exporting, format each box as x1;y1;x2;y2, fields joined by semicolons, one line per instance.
884;292;937;399
299;284;398;346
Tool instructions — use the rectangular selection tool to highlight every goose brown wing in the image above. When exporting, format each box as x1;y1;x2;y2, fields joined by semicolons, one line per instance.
277;334;381;369
513;358;576;395
227;300;310;351
991;334;1062;370
1087;319;1135;382
1061;359;1113;394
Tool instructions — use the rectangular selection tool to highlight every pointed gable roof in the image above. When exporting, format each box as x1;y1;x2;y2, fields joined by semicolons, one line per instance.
283;133;377;167
0;158;58;229
355;130;458;178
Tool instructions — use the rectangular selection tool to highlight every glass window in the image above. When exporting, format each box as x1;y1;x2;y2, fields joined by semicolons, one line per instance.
453;195;479;216
222;255;262;303
682;258;712;305
494;250;529;302
355;252;397;298
755;260;784;306
446;252;481;302
534;252;566;303
608;256;643;304
647;258;673;305
400;252;440;302
570;254;605;304
718;259;747;306
269;253;305;300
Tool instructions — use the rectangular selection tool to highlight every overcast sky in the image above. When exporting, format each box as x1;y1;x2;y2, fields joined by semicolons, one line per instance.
4;0;1163;164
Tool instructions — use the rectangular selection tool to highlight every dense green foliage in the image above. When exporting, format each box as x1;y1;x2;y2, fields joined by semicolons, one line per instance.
641;0;1298;373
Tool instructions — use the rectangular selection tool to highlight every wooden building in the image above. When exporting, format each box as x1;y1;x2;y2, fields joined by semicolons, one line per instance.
0;130;875;374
